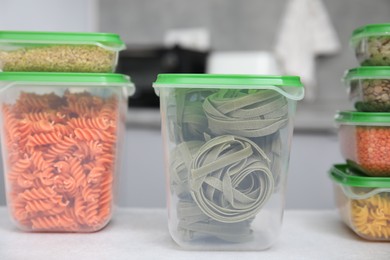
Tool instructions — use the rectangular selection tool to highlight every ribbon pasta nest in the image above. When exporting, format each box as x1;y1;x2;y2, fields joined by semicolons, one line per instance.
168;88;287;242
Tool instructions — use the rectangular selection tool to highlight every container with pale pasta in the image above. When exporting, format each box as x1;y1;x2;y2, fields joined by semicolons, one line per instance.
0;31;125;72
153;74;304;250
329;164;390;241
0;72;134;232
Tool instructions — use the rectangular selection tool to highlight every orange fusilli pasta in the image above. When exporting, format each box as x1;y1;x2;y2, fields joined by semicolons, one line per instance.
2;91;119;232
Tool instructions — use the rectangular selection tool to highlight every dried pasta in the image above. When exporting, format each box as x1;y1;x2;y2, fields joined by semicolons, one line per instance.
351;193;390;240
2;90;119;232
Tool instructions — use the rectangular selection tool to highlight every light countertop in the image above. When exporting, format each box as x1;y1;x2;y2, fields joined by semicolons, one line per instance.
0;208;388;259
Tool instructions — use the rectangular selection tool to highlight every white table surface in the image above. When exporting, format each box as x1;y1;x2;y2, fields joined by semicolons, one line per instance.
0;208;389;260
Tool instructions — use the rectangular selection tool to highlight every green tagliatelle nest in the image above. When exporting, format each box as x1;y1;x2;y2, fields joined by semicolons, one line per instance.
167;89;288;242
176;200;254;243
0;45;116;72
170;141;204;198
203;89;288;138
171;135;274;242
189;135;274;223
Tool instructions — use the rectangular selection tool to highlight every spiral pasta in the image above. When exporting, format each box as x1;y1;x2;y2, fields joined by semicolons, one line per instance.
2;90;119;232
351;193;390;240
203;90;288;138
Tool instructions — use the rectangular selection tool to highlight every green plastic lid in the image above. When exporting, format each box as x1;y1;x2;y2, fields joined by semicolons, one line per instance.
153;74;304;100
351;23;390;45
0;72;134;96
343;67;390;83
0;72;130;83
329;164;390;188
0;31;125;50
335;110;390;126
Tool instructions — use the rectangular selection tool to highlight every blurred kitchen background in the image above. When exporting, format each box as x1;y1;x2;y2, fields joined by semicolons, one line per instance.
0;0;389;209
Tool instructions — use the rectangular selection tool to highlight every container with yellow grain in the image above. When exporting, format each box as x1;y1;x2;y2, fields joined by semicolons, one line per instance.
0;31;125;72
153;74;304;250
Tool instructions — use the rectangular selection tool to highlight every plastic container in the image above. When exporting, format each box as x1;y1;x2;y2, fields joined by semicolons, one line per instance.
335;111;390;177
351;24;390;66
344;67;390;112
329;164;390;241
0;31;125;72
0;72;134;232
153;74;304;250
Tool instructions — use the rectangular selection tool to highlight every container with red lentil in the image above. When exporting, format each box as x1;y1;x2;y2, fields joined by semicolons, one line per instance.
336;111;390;177
344;67;390;112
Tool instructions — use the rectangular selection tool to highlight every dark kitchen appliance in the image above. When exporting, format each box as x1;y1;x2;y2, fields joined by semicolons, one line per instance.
116;45;208;108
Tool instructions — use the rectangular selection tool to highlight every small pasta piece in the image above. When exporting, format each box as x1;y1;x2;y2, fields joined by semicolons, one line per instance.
18;187;57;201
25;199;57;214
74;128;115;142
19;119;54;134
53;124;72;135
30;151;52;171
26;132;62;146
31;214;77;231
68;117;111;130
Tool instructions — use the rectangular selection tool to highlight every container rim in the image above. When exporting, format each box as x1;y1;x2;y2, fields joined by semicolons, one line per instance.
343;67;390;83
0;72;135;95
329;164;390;188
153;74;304;100
350;23;390;45
0;72;132;84
335;110;390;125
0;31;125;50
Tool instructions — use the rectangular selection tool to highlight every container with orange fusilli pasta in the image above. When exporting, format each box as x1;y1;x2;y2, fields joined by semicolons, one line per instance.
0;72;133;232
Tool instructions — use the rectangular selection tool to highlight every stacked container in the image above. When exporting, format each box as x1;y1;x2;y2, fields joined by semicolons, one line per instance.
331;24;390;241
0;31;134;232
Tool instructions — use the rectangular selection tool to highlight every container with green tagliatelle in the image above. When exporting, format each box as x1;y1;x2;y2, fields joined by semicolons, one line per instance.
153;74;304;250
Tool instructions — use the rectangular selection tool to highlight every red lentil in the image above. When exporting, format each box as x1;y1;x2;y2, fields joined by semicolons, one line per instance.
356;126;390;176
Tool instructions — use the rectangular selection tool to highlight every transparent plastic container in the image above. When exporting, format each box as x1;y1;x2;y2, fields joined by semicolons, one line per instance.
329;164;390;241
351;24;390;66
0;72;134;232
153;74;304;250
0;31;125;72
336;111;390;177
344;67;390;112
